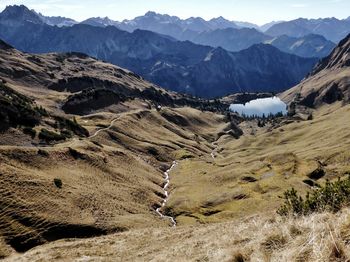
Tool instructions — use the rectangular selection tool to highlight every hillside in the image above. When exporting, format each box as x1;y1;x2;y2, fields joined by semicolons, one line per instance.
0;40;241;256
7;209;350;261
281;34;350;109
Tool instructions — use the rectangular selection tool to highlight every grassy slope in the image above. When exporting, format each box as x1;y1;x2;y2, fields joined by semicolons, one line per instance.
0;107;228;256
7;209;350;261
168;103;350;224
3;103;350;261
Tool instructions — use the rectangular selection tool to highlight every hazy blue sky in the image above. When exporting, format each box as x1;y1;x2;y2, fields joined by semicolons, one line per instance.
0;0;349;25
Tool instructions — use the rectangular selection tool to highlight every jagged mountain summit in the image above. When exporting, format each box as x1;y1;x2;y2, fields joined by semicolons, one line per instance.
0;4;43;26
37;13;78;27
96;11;335;57
80;17;120;28
0;4;77;27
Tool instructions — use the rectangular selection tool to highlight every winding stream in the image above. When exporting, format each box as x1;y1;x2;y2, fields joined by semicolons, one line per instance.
156;161;177;227
211;141;218;159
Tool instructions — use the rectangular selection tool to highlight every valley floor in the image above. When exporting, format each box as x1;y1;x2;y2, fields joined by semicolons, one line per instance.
2;103;350;261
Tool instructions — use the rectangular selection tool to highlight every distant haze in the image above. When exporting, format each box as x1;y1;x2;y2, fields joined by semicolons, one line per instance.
0;0;349;25
230;97;288;117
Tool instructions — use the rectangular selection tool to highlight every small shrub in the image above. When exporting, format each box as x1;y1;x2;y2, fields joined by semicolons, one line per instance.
39;129;66;142
329;242;347;262
60;129;73;138
230;252;246;262
68;147;86;160
54;116;89;137
92;140;103;148
38;149;49;157
53;178;62;189
278;176;350;216
307;113;313;121
23;127;36;139
261;234;287;252
35;106;49;116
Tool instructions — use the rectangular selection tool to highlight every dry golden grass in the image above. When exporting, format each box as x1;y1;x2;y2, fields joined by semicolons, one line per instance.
6;208;350;262
2;43;350;261
2;102;350;260
168;103;350;224
1;99;350;261
0;106;228;254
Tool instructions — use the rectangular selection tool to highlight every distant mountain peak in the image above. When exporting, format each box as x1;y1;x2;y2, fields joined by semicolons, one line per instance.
0;4;43;25
80;16;119;27
210;16;227;22
145;11;158;17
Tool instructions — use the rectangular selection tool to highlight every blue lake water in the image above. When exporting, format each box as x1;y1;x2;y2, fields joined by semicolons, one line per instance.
229;97;288;117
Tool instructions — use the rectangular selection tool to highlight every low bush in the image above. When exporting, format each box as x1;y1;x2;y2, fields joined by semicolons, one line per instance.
231;252;246;262
261;234;287;253
23;127;36;139
38;149;49;157
0;83;41;131
53;178;62;189
54;116;89;137
278;176;350;216
39;129;66;142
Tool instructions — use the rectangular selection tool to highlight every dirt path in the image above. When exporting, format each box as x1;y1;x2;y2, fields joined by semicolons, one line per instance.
88;117;121;139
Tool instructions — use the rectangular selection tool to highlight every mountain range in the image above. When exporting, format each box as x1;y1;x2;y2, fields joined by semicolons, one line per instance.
1;5;340;59
266;17;350;43
80;11;337;57
0;5;318;98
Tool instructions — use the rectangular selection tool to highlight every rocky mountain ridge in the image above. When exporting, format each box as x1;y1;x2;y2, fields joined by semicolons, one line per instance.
0;7;318;98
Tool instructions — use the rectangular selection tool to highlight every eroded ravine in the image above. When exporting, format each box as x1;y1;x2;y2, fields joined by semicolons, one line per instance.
156;161;178;227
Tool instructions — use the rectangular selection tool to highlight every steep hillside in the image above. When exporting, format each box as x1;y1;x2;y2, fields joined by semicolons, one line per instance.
281;34;350;109
0;39;227;116
0;5;318;98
